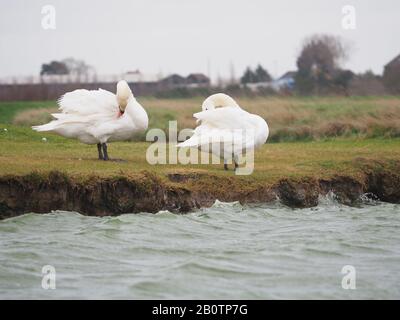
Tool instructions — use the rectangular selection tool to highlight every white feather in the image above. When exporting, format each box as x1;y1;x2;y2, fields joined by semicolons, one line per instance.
177;94;269;160
32;81;148;144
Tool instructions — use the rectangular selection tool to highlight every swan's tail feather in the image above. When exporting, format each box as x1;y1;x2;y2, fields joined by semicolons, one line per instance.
32;121;58;132
51;113;66;119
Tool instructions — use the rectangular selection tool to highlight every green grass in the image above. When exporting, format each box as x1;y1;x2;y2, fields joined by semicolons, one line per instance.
0;97;399;184
1;125;399;184
0;101;55;124
3;96;400;142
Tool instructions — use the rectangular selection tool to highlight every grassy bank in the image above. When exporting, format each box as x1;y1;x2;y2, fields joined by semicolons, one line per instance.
1;96;400;183
0;125;399;184
1;96;400;216
1;96;400;142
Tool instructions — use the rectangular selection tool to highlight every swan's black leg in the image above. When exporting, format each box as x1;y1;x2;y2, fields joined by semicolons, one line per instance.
233;154;239;172
102;143;109;161
224;162;229;171
97;143;103;160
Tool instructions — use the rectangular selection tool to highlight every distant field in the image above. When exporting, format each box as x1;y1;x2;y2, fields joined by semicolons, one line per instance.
1;96;400;142
0;101;55;124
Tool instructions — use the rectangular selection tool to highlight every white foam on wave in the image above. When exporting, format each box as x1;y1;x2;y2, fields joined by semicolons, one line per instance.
318;191;341;206
359;193;381;205
211;199;242;208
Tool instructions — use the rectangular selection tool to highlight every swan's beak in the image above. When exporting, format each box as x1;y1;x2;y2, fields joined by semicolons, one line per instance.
118;106;125;117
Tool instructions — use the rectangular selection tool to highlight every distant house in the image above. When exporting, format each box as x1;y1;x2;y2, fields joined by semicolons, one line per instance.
186;73;210;87
273;71;296;90
122;70;160;83
159;74;187;87
383;54;400;93
384;54;400;70
244;71;296;92
158;73;210;88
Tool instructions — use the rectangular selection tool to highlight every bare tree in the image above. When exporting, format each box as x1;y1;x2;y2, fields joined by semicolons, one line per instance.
62;57;94;79
40;58;94;83
295;34;351;94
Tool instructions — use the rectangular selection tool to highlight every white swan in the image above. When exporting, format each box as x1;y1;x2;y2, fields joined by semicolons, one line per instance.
177;93;269;171
32;80;148;160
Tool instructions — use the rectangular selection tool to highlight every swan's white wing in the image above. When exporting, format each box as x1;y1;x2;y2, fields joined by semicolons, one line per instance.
32;89;119;134
193;107;255;129
178;107;257;149
32;113;107;134
178;126;257;149
58;88;118;118
32;83;147;144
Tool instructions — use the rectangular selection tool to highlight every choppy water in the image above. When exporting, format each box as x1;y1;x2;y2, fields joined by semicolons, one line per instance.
0;195;399;299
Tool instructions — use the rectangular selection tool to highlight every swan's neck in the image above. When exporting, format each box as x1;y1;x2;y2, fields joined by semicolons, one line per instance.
203;94;240;110
125;96;148;129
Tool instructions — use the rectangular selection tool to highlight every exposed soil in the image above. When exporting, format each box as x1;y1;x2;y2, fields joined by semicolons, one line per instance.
0;164;399;220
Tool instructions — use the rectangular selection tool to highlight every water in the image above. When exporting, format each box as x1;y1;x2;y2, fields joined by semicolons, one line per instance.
0;196;399;299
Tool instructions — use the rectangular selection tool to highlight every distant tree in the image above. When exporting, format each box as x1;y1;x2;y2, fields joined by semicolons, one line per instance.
241;67;256;84
40;58;93;78
255;64;272;82
40;61;69;75
295;34;350;94
62;58;92;76
241;65;272;84
241;67;252;84
333;69;355;95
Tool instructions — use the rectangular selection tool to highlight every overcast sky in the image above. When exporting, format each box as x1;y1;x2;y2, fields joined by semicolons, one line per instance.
0;0;399;80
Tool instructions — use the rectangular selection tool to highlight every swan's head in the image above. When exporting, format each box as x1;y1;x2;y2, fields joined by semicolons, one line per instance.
201;93;239;111
116;80;132;113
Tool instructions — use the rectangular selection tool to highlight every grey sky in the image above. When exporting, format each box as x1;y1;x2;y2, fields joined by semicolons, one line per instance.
0;0;399;80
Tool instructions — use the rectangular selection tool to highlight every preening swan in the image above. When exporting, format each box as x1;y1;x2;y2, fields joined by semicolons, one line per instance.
177;93;269;171
32;80;148;160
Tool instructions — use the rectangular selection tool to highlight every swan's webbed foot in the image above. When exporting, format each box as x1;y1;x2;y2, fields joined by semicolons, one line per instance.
97;143;104;160
224;159;238;172
102;143;109;161
99;143;125;162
